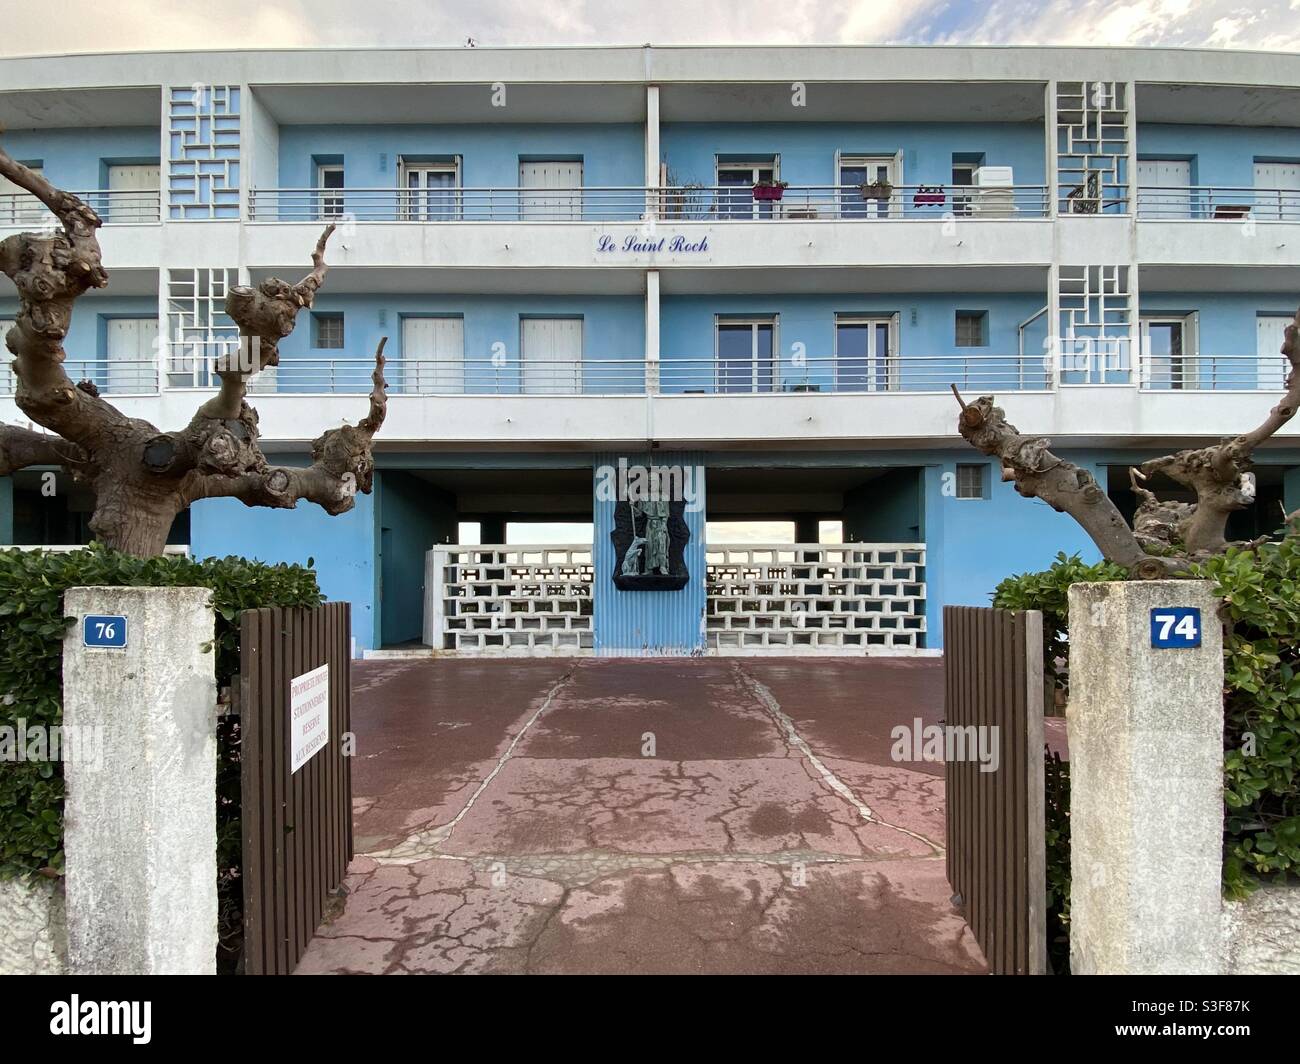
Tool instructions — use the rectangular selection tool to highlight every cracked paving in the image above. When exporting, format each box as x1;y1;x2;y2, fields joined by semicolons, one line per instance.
296;657;987;975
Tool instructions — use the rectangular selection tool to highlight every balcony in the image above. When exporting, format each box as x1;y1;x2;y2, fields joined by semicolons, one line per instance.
0;189;161;227
0;358;157;396
1136;186;1300;222
247;184;1051;223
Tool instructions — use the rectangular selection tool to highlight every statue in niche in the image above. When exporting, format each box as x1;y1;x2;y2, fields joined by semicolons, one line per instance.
611;497;690;591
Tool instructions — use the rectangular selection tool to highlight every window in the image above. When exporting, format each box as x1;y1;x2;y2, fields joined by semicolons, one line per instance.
313;313;344;349
1141;313;1198;390
839;154;899;218
316;163;344;219
834;314;898;392
715;317;777;393
956;464;986;500
717;158;777;219
400;157;460;221
955;311;988;348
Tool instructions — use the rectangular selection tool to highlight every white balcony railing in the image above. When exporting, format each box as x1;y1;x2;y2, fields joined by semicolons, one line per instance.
147;353;1053;396
1136;186;1300;222
248;184;1051;223
0;359;157;396
0;190;162;226
1138;353;1293;392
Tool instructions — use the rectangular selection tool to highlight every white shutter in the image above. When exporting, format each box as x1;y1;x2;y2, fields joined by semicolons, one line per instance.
1257;315;1293;391
0;168;48;227
108;164;160;223
1253;162;1300;221
521;318;582;394
402;316;464;393
0;319;14;394
1136;159;1189;219
519;161;582;220
106;317;158;393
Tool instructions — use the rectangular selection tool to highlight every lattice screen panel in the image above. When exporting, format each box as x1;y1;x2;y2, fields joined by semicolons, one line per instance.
169;85;241;219
1057;265;1133;384
431;546;595;654
705;544;926;652
1056;81;1129;215
166;268;240;388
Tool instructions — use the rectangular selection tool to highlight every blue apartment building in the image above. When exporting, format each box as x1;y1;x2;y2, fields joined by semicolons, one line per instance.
1;46;1298;655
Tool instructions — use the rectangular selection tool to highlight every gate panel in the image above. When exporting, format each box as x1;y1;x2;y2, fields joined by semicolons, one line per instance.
239;603;353;975
944;605;1045;975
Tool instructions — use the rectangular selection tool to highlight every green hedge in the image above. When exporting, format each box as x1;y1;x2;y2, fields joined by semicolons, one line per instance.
994;544;1300;903
0;544;322;882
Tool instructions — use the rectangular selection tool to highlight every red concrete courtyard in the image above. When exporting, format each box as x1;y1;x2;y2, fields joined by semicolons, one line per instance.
296;657;987;975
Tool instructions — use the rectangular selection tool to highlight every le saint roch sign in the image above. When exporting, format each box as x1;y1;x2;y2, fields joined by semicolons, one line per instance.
596;232;711;258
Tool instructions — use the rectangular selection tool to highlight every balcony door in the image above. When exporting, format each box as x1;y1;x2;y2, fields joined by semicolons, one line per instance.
314;163;344;220
838;155;900;219
521;317;583;394
1140;314;1197;390
106;317;158;394
400;159;459;221
1136;159;1191;219
0;319;13;393
715;318;777;393
519;160;583;220
1253;161;1300;222
834;315;898;392
717;161;776;220
107;163;160;223
402;316;464;393
1257;314;1293;391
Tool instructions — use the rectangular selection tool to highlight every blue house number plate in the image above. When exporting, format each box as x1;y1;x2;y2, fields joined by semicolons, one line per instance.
83;615;128;649
1150;607;1201;649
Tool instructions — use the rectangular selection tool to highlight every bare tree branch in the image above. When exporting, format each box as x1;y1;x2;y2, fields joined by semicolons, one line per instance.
0;423;89;477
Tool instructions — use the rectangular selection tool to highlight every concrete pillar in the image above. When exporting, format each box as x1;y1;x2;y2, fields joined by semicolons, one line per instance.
1067;579;1224;974
645;268;660;394
478;515;507;545
62;586;217;974
793;514;821;544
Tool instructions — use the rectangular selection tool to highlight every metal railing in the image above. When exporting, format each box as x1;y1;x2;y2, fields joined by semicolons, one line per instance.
658;355;1052;394
0;359;158;395
248;183;1051;222
1136;186;1300;222
0;190;161;226
1138;353;1292;391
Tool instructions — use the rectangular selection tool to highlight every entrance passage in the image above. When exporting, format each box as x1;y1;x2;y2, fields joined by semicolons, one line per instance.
295;657;985;975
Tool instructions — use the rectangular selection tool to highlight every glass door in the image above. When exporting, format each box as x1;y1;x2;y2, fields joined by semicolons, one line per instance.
716;318;777;393
834;315;897;391
717;162;776;220
839;155;899;219
1141;315;1196;390
315;164;344;220
400;161;459;221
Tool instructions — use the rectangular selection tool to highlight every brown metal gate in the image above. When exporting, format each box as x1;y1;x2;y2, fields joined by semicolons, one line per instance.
238;603;353;975
943;605;1046;975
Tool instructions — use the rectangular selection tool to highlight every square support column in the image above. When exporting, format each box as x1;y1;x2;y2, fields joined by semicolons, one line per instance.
62;586;217;974
1067;579;1224;974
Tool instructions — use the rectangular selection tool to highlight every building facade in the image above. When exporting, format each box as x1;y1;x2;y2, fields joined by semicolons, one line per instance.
1;45;1298;654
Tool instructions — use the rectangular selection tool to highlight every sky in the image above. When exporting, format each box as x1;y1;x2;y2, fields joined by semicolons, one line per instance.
1;0;1298;56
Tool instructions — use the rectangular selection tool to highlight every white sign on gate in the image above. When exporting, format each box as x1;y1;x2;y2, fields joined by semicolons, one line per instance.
289;663;330;774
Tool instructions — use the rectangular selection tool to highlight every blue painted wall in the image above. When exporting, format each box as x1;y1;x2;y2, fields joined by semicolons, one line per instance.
592;452;707;655
189;479;379;653
0;127;160;190
844;468;923;542
277;124;643;190
660;292;1046;392
922;452;1105;646
661;122;1046;188
1136;124;1300;187
376;471;456;646
273;293;644;394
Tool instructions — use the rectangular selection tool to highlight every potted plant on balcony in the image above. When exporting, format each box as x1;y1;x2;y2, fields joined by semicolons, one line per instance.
860;178;894;201
752;179;788;202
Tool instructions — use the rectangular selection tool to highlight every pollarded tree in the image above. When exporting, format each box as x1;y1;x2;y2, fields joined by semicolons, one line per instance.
0;146;387;558
952;310;1300;577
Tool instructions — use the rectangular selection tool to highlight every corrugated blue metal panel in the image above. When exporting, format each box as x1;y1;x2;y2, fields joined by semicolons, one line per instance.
592;452;706;656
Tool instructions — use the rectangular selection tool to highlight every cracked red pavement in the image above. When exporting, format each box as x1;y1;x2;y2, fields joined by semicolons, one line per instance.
296;657;988;975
